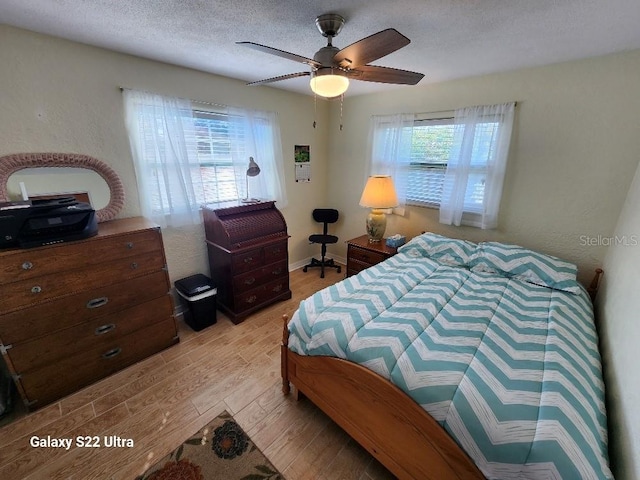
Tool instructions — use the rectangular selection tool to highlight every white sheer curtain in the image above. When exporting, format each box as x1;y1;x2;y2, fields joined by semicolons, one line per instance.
365;113;415;215
227;106;288;208
439;102;515;229
123;89;204;228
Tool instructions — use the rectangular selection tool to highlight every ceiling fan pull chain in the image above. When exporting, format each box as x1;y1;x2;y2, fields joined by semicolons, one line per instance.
313;90;317;128
339;93;344;131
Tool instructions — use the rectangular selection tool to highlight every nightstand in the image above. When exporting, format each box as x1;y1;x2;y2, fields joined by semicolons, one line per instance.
346;235;398;277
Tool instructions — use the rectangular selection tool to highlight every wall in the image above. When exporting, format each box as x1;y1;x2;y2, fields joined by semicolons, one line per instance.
596;161;640;480
0;25;330;283
327;49;640;285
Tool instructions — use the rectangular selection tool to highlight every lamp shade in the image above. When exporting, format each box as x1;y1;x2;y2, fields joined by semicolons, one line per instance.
359;175;399;209
242;157;261;203
246;156;261;177
310;69;349;98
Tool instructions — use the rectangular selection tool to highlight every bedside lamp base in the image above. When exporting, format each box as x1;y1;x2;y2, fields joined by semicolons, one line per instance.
366;208;387;243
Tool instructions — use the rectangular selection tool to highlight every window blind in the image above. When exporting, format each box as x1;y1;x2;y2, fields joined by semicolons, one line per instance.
406;119;454;206
192;110;241;203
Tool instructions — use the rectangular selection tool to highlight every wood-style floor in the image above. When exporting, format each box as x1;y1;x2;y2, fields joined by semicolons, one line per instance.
0;267;396;480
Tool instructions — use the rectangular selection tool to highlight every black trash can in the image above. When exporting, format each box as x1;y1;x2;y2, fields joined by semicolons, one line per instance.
174;274;217;331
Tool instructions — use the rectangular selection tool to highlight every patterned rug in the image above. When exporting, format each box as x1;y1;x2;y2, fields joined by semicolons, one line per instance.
136;411;283;480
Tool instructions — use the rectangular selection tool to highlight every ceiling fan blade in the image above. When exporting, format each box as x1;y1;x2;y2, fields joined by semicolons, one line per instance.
246;71;311;86
333;29;410;68
237;42;321;68
347;65;424;85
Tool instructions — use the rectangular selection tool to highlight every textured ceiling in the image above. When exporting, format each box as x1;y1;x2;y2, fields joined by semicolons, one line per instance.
2;0;640;97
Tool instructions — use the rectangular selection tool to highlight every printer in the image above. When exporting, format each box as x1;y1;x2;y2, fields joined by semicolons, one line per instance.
0;197;98;249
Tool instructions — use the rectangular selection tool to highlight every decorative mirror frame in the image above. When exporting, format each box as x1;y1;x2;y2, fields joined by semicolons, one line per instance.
0;153;125;222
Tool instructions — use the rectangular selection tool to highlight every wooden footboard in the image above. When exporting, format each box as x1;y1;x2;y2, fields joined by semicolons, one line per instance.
281;315;484;480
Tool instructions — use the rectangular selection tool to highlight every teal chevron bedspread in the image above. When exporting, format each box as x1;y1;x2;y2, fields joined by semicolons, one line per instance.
288;245;612;480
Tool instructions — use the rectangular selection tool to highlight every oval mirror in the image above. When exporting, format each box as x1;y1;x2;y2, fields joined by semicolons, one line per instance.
7;167;111;210
0;153;125;222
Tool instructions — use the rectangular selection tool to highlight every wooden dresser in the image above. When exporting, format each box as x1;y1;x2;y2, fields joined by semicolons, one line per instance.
346;235;398;277
0;217;178;410
203;201;291;324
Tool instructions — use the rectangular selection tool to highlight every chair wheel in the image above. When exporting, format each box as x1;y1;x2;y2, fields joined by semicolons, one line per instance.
337;267;341;273
303;267;308;272
321;273;325;279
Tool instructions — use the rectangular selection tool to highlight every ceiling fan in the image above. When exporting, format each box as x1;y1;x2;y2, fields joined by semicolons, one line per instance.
237;13;424;98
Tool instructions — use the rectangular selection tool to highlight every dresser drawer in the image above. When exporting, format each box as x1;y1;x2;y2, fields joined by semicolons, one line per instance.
232;260;287;293
0;250;166;314
348;245;388;266
7;296;174;373
18;317;178;408
0;270;170;345
0;229;162;286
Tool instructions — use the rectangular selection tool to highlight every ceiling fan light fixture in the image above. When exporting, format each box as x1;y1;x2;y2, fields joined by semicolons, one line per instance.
309;69;349;98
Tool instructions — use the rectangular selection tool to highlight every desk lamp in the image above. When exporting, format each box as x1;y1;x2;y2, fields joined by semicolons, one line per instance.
242;157;261;203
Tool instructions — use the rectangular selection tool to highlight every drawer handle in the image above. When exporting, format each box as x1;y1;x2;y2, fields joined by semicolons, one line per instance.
102;347;122;360
22;261;33;270
244;277;256;286
31;285;42;294
246;295;257;304
131;262;138;269
87;297;109;309
243;257;254;264
95;324;116;335
272;268;282;275
272;284;282;293
126;242;134;249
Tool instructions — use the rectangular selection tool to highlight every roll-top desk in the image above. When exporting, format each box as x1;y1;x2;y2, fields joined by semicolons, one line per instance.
0;217;178;410
203;201;291;324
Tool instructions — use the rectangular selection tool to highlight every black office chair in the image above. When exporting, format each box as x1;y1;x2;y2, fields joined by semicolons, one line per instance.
303;209;341;278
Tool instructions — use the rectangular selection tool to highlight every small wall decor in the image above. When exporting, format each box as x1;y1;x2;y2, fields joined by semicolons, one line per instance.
0;153;125;222
294;145;311;183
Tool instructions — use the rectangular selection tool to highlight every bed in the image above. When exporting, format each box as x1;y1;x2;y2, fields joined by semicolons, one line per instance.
281;233;612;480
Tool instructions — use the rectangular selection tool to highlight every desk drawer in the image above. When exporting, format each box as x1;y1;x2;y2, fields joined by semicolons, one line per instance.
18;317;178;409
0;229;162;285
232;260;287;293
233;276;289;313
8;296;174;372
263;241;288;264
0;250;165;314
232;247;263;274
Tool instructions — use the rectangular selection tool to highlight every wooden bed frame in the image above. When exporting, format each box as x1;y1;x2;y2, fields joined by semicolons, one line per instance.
280;269;604;480
281;314;484;480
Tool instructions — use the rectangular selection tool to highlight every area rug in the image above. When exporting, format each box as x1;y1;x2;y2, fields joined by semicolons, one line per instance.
136;410;283;480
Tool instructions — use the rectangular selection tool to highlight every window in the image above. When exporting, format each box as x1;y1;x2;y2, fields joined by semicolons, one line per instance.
406;117;500;214
192;110;240;203
367;102;514;229
123;90;287;228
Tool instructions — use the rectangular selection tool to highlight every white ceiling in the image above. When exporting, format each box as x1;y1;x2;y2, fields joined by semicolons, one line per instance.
2;0;640;97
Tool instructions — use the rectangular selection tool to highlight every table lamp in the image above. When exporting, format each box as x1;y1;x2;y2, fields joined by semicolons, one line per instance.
242;157;261;203
359;175;399;242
